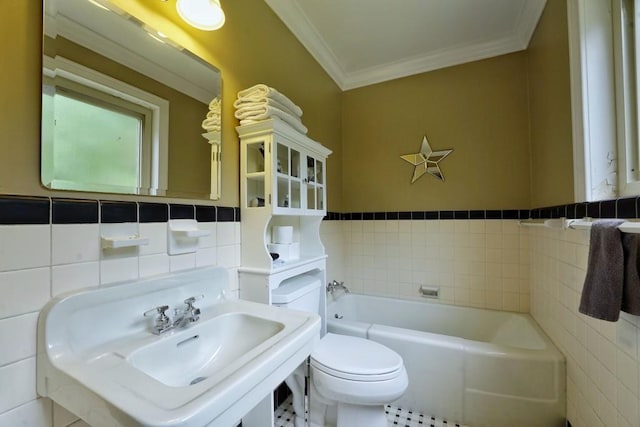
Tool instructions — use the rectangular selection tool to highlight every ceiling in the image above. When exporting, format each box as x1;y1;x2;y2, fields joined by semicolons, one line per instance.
265;0;547;91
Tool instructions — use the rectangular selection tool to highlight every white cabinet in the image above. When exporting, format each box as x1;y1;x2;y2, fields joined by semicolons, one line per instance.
239;119;331;215
237;118;332;333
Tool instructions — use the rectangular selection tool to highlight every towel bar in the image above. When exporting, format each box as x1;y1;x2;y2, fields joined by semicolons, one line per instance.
519;218;640;234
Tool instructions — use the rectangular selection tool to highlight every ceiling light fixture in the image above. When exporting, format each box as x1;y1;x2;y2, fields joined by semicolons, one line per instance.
176;0;225;31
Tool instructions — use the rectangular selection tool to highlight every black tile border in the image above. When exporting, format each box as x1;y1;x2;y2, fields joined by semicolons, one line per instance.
100;201;137;223
4;194;640;227
170;204;195;220
322;196;640;221
217;206;235;222
139;202;169;223
0;196;50;225
0;195;240;225
52;199;98;224
196;206;216;223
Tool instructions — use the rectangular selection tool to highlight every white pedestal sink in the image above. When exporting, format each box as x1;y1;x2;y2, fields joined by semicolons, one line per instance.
37;267;320;427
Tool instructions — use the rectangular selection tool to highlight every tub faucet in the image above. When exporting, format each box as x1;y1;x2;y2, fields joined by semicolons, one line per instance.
327;280;349;295
143;295;203;335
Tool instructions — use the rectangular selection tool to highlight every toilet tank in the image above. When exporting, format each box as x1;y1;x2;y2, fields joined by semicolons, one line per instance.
272;274;322;314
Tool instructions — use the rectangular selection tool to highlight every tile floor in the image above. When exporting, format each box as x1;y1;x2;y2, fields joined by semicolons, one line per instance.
273;397;468;427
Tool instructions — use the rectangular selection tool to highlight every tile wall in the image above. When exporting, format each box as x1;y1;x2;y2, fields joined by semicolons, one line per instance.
6;192;640;426
0;196;241;427
324;211;531;312
530;226;640;427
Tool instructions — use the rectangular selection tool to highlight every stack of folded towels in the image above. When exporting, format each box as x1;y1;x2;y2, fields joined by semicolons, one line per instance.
234;84;307;134
201;97;221;133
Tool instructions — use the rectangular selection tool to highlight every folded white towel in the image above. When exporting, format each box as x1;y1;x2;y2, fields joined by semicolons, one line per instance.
202;97;222;132
202;117;221;131
236;84;303;117
234;97;300;118
238;107;308;134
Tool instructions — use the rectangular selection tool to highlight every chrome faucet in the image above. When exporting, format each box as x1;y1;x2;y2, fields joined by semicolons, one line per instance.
326;280;349;295
173;295;202;328
144;295;203;335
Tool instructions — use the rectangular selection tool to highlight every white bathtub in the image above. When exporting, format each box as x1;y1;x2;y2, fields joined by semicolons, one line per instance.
327;294;565;427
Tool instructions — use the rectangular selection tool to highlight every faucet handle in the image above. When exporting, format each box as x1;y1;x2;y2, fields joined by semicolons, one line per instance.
144;305;169;317
143;305;171;332
184;295;204;305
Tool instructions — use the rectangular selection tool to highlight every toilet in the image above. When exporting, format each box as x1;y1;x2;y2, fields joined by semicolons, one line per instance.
272;275;408;427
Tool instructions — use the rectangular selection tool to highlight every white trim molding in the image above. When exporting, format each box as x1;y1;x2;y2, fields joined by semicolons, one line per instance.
568;0;618;202
266;0;546;91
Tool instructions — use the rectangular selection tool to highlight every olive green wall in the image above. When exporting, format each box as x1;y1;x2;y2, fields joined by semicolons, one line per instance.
527;0;574;207
1;0;343;210
0;0;573;212
340;0;573;212
341;52;532;211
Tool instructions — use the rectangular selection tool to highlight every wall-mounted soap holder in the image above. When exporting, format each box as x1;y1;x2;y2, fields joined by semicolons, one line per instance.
101;235;149;249
101;222;148;251
168;219;211;255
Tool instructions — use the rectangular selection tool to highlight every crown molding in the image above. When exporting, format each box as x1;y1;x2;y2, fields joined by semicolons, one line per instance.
341;36;525;90
264;0;346;89
265;0;548;91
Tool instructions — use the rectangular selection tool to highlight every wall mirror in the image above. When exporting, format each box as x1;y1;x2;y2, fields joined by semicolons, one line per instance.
42;0;222;200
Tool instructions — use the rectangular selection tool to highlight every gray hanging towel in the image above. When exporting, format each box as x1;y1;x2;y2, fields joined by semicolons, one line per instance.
622;233;640;315
579;219;625;321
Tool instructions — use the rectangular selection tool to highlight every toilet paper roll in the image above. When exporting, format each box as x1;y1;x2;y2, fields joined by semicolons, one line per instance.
272;226;293;244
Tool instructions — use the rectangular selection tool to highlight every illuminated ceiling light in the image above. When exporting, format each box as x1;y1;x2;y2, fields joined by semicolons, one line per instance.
176;0;225;31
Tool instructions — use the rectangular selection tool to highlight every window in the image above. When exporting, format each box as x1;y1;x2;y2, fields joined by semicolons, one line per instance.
42;56;169;195
570;0;640;200
615;0;640;196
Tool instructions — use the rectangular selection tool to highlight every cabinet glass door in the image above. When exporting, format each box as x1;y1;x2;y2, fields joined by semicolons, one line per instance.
275;142;302;211
305;155;325;212
244;141;266;208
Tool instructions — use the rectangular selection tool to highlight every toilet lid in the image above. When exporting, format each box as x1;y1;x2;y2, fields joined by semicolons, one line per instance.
311;333;404;381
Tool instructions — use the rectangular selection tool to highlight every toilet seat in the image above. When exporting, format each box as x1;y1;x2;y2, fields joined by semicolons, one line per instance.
311;333;404;381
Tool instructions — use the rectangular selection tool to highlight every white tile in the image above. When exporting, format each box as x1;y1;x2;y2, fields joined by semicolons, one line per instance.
0;268;50;319
51;224;99;265
217;244;240;268
617;317;638;359
0;312;38;367
197;222;217;248
617;382;639;426
139;254;170;278
169;253;196;272
0;358;37;413
196;247;217;267
484;220;502;234
100;257;138;285
617;349;638;394
0;225;50;272
138;223;168;255
216;223;236;246
51;262;99;296
0;398;52;427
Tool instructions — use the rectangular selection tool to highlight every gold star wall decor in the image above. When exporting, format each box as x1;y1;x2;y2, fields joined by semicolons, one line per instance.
400;136;453;183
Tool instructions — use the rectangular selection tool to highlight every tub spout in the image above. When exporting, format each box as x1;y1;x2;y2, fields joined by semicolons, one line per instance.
327;280;349;295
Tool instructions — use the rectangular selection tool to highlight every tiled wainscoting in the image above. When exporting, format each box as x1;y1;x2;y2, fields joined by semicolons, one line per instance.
0;196;241;427
529;226;640;427
323;214;531;313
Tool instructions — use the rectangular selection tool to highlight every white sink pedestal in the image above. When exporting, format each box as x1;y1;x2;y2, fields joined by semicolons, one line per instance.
37;266;320;427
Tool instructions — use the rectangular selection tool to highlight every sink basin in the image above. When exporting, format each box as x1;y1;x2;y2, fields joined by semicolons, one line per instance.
37;267;320;427
128;312;285;387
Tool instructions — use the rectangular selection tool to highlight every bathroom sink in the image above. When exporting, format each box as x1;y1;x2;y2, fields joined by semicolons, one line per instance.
128;312;285;387
37;267;320;427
